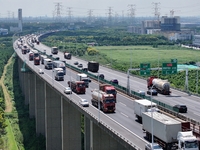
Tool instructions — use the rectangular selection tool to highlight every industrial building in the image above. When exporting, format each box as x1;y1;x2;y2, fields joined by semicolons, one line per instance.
193;35;200;46
160;16;181;31
0;28;8;35
141;20;160;34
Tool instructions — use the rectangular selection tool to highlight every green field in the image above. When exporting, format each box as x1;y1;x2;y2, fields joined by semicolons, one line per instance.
94;45;200;67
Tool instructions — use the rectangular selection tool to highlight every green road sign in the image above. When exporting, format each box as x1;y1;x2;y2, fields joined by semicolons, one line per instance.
140;63;150;76
162;62;177;75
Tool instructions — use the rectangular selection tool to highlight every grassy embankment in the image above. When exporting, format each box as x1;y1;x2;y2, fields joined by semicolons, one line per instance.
0;55;18;150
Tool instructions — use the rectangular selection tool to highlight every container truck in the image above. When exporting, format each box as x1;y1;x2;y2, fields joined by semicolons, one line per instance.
99;84;117;102
68;81;86;94
64;52;72;59
52;61;66;75
51;46;58;54
44;58;53;69
147;76;171;95
53;68;64;81
142;112;198;150
134;99;158;123
88;61;99;72
91;89;116;113
76;73;90;88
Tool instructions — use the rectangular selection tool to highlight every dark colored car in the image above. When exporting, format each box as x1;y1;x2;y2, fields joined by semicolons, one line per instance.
173;104;187;113
78;63;83;68
82;68;88;72
74;61;78;65
98;74;105;79
147;89;158;96
110;79;118;85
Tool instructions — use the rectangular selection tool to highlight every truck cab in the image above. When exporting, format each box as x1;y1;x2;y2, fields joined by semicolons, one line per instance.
177;131;199;150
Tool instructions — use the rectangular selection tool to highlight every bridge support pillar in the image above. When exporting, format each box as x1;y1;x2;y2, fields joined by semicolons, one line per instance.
35;75;45;136
29;73;36;118
62;97;81;150
92;122;125;150
24;72;29;105
45;85;62;150
84;116;91;150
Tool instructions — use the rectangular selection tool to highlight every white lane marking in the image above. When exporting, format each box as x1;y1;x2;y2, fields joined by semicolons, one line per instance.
193;112;200;116
121;112;129;118
119;102;126;106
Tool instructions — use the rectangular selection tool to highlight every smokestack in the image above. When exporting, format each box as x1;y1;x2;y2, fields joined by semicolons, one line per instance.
18;9;22;31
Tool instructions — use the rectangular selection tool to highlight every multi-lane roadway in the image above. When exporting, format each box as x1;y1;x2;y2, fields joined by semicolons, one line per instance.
14;34;200;149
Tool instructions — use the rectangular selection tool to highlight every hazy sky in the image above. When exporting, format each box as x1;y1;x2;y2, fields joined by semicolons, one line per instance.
0;0;200;18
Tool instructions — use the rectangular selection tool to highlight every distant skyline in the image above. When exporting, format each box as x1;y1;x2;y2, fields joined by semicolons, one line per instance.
0;0;200;18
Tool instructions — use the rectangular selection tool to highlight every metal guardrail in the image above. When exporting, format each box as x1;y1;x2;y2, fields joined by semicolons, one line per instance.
26;38;200;137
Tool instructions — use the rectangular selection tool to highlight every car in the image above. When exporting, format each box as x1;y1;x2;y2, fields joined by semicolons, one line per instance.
110;79;118;85
82;68;88;72
38;69;44;74
138;90;145;96
145;143;163;150
64;87;72;94
79;99;89;107
98;73;105;79
78;63;83;68
147;89;158;96
74;61;79;65
173;104;187;113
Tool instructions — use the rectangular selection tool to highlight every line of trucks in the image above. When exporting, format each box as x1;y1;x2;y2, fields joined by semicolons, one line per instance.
134;99;200;150
24;43;118;113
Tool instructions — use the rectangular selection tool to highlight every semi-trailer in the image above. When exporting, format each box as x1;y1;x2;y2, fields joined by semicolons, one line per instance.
142;112;199;150
32;50;40;65
76;73;90;88
88;61;99;72
134;99;158;123
147;76;171;95
40;55;47;64
44;58;53;69
53;68;64;81
68;81;86;94
64;52;72;59
99;84;117;102
51;46;58;54
52;60;66;75
91;89;116;113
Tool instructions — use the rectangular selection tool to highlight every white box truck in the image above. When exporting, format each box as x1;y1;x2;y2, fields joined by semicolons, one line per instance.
142;112;199;150
44;58;53;70
76;73;90;88
134;99;158;123
53;68;64;81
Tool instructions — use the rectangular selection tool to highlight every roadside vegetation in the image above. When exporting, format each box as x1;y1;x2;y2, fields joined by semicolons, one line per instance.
41;29;200;94
0;36;45;149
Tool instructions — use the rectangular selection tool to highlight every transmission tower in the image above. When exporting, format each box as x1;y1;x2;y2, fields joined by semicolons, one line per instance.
128;4;136;25
107;7;113;23
87;9;93;23
67;7;72;23
7;11;11;19
54;2;62;21
12;12;15;19
152;2;160;21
